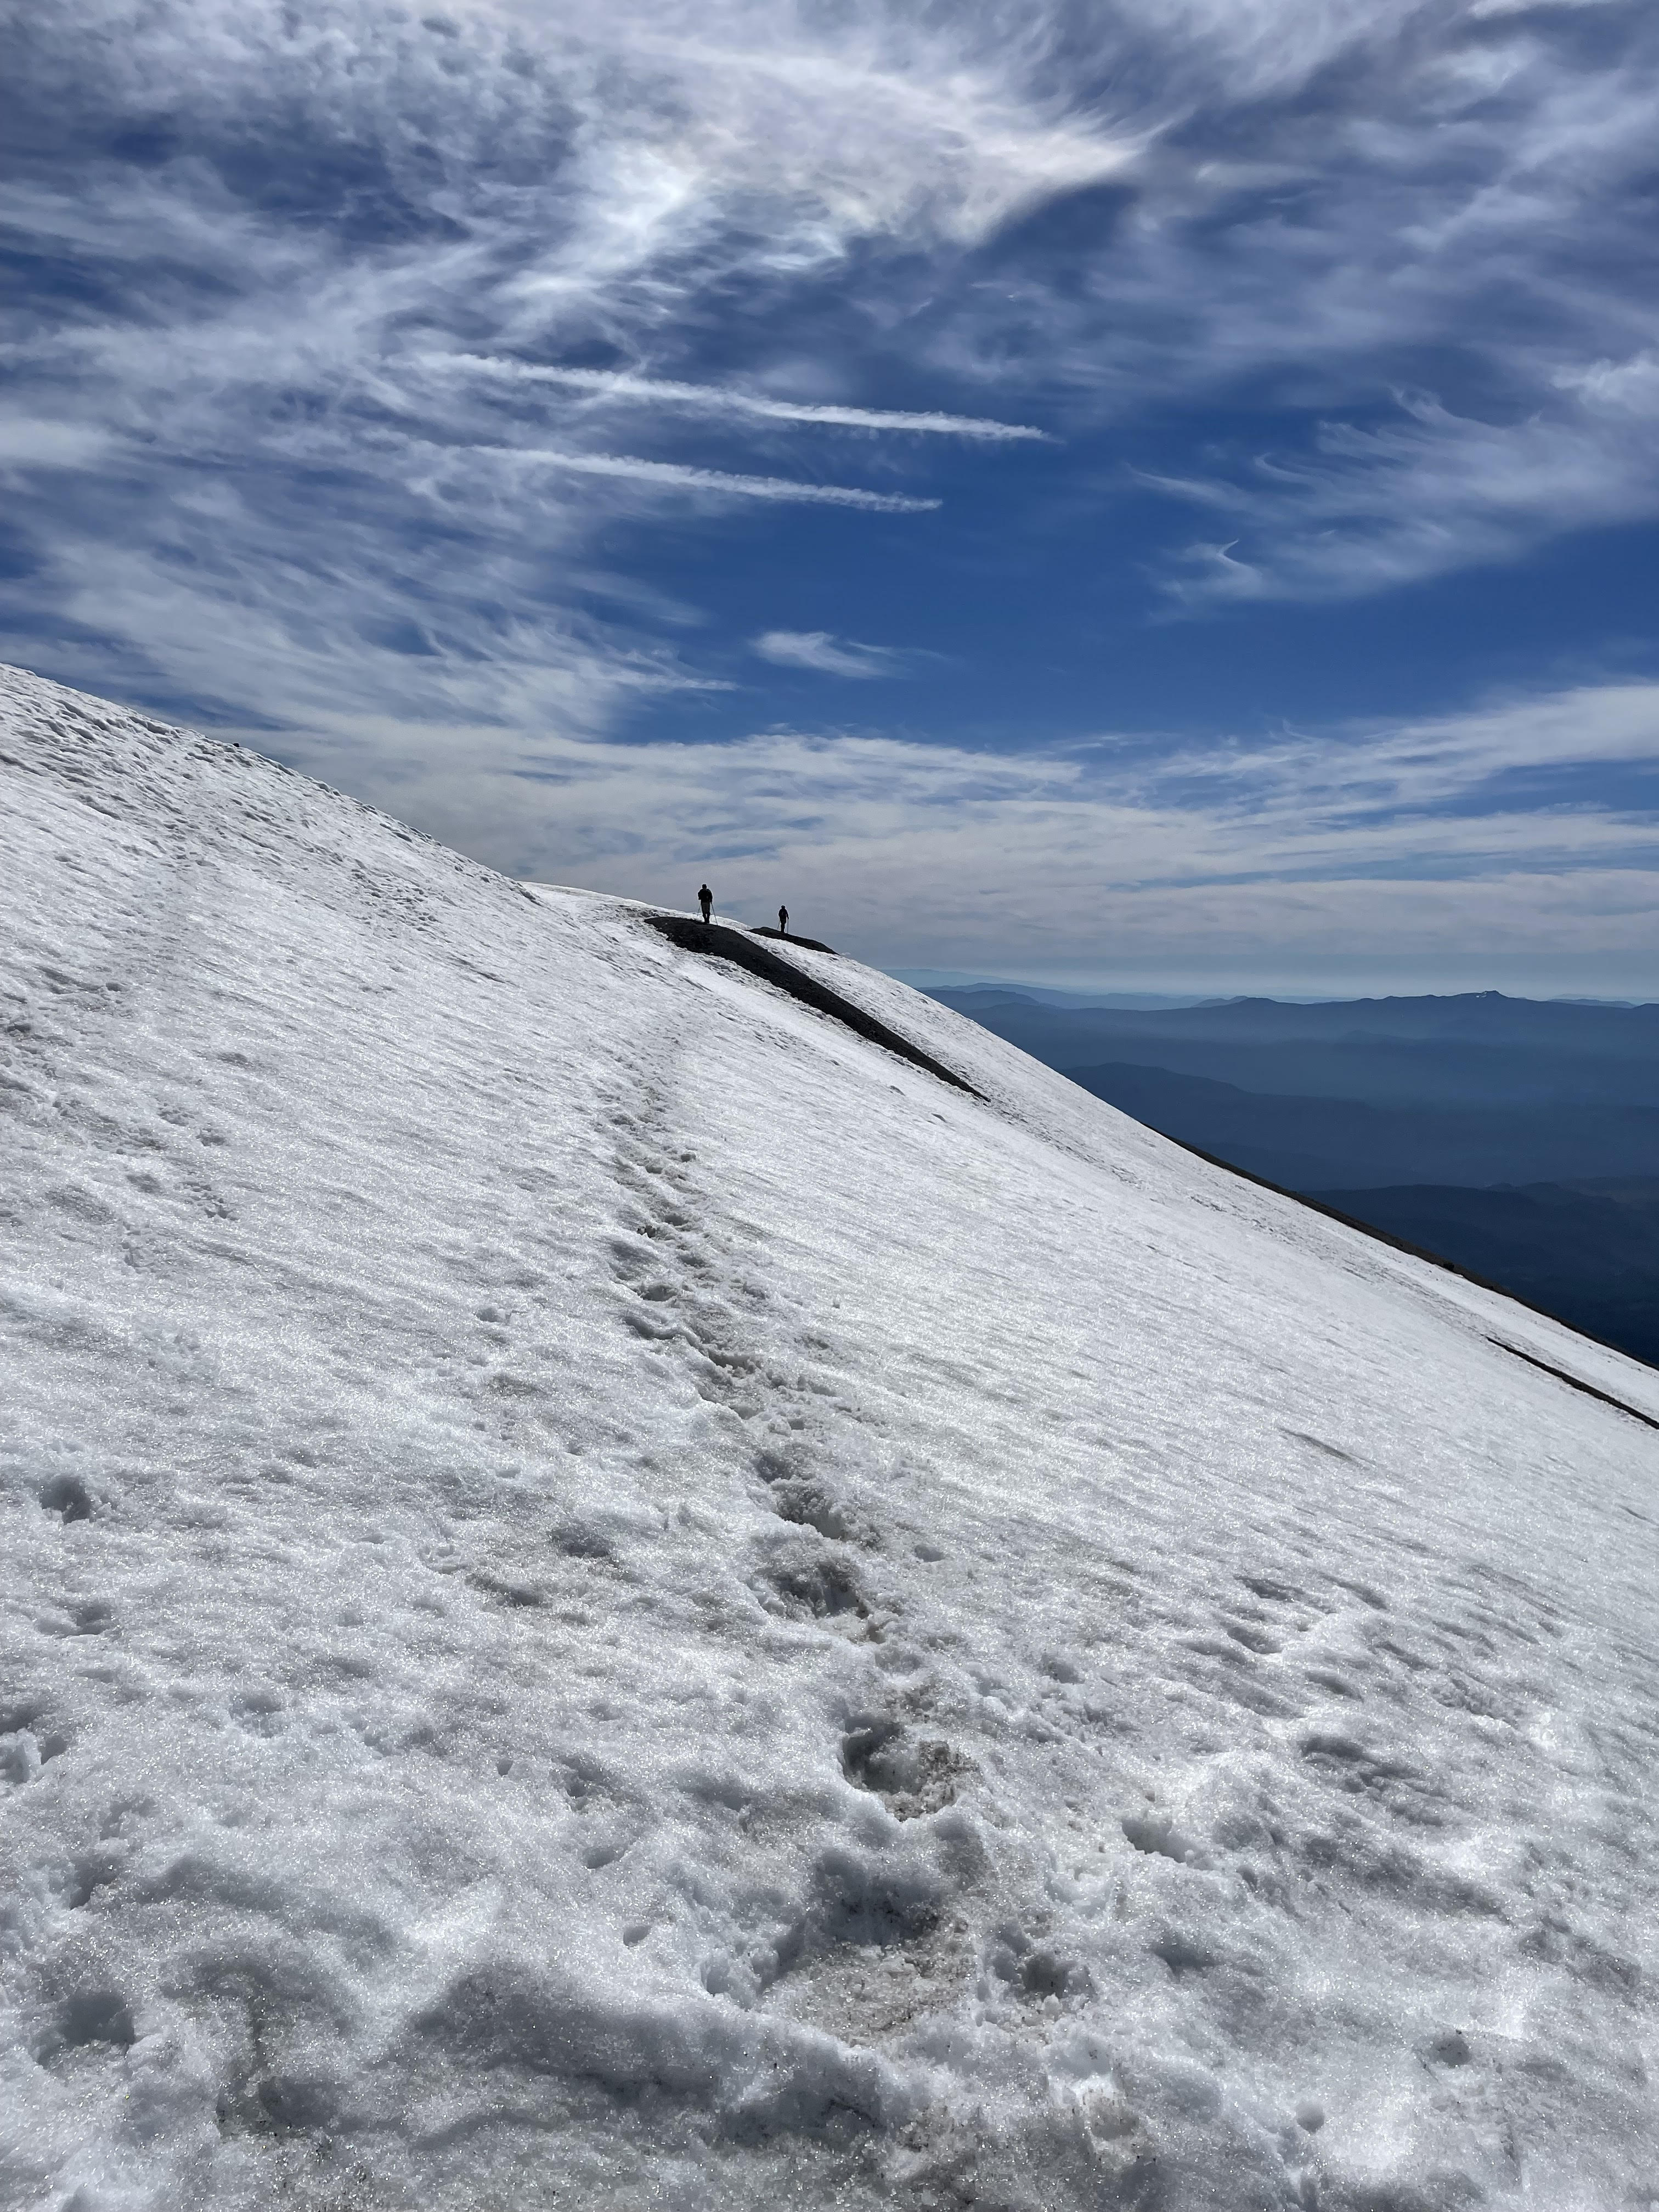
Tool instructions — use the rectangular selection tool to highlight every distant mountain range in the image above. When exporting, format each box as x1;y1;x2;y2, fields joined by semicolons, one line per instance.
932;988;1659;1096
1059;1060;1659;1187
930;985;1659;1367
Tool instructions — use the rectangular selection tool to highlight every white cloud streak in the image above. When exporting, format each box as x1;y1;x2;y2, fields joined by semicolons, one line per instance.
487;446;941;510
1160;380;1659;603
752;630;915;676
255;675;1657;993
436;356;1051;440
0;418;113;469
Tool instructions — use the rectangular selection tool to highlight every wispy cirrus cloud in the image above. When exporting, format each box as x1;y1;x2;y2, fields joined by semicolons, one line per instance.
8;0;1656;676
272;675;1657;992
2;0;1657;988
1158;376;1659;603
1116;681;1659;839
752;630;918;676
435;357;1051;441
0;0;1128;731
480;448;939;511
0;419;112;469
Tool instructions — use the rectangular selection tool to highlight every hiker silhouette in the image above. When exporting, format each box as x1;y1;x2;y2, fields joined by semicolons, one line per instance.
778;905;788;935
697;884;713;923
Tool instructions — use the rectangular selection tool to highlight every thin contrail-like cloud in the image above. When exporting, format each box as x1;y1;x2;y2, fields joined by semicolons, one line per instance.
488;444;941;510
436;355;1051;442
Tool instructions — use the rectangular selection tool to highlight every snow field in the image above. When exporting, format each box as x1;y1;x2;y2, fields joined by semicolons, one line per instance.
2;662;1657;2210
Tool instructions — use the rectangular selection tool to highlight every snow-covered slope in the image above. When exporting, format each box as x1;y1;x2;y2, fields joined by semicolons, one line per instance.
3;662;1656;2212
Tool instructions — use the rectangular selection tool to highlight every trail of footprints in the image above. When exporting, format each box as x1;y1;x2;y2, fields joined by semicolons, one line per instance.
599;1084;992;2042
603;1086;898;1641
593;1079;1542;2069
9;1081;1590;2198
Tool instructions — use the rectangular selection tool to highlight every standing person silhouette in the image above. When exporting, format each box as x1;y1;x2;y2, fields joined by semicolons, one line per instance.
778;905;789;936
697;883;713;923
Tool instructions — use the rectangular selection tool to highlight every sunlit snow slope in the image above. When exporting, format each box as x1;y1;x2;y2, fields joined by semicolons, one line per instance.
3;663;1657;2212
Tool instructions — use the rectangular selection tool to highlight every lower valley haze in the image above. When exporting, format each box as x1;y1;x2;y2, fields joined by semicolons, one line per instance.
4;666;1657;2210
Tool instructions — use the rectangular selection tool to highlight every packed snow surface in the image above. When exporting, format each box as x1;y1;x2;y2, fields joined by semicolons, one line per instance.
3;662;1657;2212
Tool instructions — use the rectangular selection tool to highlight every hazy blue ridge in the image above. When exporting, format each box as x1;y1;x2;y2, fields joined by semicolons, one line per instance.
926;989;1659;1093
1058;1063;1659;1189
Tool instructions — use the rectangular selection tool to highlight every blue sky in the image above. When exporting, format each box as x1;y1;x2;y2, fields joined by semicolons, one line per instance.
3;0;1658;992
